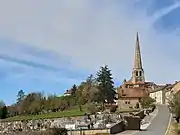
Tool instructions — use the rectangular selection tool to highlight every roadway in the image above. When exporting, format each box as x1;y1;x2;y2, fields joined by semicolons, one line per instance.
134;105;171;135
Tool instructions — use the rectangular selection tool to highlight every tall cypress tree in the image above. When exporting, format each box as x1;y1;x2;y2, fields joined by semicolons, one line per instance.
17;90;25;104
96;65;115;105
71;84;77;96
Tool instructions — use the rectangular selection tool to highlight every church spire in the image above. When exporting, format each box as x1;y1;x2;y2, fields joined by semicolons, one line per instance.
134;32;142;69
132;32;145;83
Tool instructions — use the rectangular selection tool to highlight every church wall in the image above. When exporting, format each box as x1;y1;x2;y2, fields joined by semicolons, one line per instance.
117;98;139;109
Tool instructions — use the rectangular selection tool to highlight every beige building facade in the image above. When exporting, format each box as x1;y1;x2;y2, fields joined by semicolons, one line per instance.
150;82;178;105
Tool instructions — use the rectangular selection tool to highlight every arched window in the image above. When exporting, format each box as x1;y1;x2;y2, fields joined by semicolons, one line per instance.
136;71;138;76
139;71;142;76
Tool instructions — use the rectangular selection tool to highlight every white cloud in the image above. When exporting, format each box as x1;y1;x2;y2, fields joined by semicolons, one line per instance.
0;0;180;84
150;1;180;24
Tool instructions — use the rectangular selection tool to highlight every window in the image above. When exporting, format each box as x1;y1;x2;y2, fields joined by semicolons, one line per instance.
139;71;142;76
136;71;138;76
125;101;130;104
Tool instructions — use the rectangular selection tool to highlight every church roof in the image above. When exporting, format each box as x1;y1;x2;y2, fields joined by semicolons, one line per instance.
118;87;149;98
134;32;143;69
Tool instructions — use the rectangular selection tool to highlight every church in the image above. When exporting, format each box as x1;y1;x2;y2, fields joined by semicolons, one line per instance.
117;33;180;108
117;33;158;108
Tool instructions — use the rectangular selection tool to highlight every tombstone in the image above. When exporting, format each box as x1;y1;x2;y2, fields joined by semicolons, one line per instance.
124;116;141;130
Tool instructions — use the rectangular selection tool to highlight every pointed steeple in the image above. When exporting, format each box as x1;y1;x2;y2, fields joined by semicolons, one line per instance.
134;32;142;69
132;32;145;83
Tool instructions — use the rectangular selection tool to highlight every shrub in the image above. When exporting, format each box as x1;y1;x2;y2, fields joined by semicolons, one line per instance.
140;97;156;109
87;103;99;114
135;102;140;109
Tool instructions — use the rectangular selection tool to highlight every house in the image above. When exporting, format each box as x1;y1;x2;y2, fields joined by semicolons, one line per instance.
170;81;180;95
165;83;176;104
165;81;180;104
64;89;73;96
149;84;169;104
150;82;179;105
117;33;156;109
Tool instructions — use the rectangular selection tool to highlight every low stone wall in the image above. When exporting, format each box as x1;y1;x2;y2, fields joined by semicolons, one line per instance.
67;121;126;135
124;116;141;130
110;121;125;134
67;129;110;135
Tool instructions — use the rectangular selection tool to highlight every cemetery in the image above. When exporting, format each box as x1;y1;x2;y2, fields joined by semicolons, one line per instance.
0;107;156;135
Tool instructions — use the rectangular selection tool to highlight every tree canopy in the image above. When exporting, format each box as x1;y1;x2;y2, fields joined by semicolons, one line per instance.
96;65;115;103
2;65;117;119
140;97;156;109
169;92;180;118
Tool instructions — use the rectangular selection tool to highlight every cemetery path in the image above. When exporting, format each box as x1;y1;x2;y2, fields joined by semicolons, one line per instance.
134;105;171;135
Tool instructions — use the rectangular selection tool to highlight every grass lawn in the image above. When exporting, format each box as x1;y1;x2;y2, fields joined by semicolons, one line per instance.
3;107;86;121
3;106;141;122
117;108;140;113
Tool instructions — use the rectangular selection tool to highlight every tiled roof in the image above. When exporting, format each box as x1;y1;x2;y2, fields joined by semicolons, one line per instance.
124;80;146;85
150;83;177;93
171;81;180;94
150;85;166;93
118;87;149;98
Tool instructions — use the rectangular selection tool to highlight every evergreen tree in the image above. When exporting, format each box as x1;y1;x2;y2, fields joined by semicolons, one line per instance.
0;106;8;119
17;89;25;104
96;65;115;105
71;84;77;96
86;74;97;85
0;100;5;107
0;101;8;119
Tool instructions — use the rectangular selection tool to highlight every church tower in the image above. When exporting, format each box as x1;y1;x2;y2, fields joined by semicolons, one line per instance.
132;32;145;83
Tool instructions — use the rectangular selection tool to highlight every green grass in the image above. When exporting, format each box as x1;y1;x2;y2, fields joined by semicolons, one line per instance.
2;106;141;122
3;107;86;121
117;108;141;113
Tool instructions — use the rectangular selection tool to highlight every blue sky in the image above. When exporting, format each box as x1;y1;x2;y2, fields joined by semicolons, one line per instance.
1;0;180;105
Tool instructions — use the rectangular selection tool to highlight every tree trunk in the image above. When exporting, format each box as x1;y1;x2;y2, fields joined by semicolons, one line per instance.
79;104;82;111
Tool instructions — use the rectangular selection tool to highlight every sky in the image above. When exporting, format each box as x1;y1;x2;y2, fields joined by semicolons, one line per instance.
1;0;180;105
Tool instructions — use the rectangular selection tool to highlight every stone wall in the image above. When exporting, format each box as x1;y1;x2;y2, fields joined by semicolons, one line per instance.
118;98;139;109
0;113;124;134
67;129;110;135
110;121;125;134
0;110;146;134
67;121;126;135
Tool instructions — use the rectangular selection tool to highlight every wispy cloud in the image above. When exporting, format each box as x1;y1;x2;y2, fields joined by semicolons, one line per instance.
0;0;180;104
0;54;60;71
151;1;180;24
